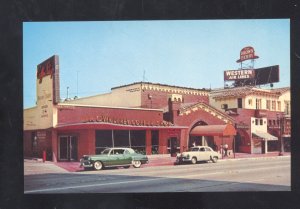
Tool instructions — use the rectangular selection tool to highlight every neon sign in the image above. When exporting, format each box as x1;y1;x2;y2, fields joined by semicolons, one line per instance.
236;46;259;63
36;56;55;83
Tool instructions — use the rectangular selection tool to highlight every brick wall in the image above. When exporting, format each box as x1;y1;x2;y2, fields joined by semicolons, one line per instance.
141;89;209;109
23;130;52;159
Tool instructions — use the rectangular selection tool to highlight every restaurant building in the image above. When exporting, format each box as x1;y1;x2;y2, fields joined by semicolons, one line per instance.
23;56;238;162
23;55;290;162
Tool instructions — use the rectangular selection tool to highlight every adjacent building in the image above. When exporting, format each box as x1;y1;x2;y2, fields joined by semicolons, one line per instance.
209;86;291;154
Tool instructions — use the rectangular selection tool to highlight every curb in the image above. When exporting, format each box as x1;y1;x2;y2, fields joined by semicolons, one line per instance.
219;155;290;162
145;155;291;167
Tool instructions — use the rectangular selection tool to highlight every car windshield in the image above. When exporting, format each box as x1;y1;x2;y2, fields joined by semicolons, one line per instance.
101;149;111;155
189;147;199;151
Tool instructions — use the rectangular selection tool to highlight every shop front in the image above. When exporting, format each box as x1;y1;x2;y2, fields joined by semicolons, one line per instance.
58;135;78;161
252;131;278;154
51;121;187;162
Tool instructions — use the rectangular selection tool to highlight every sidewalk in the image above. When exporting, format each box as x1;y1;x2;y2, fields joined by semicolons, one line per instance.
25;152;290;173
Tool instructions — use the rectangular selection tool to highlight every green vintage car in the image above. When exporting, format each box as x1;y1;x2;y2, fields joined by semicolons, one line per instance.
80;147;149;170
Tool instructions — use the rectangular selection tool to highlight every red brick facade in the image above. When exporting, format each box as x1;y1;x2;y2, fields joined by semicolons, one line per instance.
24;82;290;162
141;88;209;109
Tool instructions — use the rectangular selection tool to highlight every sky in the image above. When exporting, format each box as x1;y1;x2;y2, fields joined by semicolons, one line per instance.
23;19;290;108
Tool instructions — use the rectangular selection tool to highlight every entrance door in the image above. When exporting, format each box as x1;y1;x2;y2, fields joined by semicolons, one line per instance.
59;136;78;161
168;137;179;156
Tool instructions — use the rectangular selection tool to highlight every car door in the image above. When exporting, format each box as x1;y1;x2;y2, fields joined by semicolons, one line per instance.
109;149;126;166
123;149;133;164
197;147;207;161
204;147;212;160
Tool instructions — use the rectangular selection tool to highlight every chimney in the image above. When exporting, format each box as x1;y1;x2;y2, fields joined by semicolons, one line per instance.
168;94;182;123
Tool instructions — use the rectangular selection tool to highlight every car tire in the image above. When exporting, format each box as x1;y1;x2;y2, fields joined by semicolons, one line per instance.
94;161;103;170
191;157;197;164
132;160;142;168
211;156;218;163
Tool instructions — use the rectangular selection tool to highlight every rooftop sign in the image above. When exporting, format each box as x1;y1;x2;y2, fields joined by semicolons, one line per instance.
224;69;255;81
236;46;259;63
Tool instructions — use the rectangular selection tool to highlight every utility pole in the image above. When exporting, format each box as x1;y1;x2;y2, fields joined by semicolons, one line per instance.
67;86;69;100
76;71;79;97
277;113;284;156
143;70;146;82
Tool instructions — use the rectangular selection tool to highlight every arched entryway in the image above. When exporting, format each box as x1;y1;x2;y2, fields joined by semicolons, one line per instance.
189;123;236;156
188;121;211;148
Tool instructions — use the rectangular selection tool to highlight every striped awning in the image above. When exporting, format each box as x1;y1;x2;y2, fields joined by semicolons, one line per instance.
252;131;278;141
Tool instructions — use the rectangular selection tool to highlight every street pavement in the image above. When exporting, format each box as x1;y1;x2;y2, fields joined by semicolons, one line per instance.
24;156;290;193
24;152;290;174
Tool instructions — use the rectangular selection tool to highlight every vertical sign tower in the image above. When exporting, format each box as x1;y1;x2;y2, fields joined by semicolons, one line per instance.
36;55;60;129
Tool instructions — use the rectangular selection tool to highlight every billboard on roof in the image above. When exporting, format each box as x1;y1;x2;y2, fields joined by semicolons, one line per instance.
253;65;279;85
224;65;280;87
224;69;255;81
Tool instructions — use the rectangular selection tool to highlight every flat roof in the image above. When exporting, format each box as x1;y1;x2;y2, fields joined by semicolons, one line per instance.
111;81;211;92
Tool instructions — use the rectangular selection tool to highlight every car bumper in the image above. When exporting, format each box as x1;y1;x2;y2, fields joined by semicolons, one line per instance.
176;157;191;163
79;159;93;168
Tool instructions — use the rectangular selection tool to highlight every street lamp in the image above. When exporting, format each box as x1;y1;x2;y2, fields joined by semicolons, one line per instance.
276;113;284;156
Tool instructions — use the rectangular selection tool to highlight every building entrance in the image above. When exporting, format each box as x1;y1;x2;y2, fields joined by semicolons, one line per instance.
168;137;180;156
58;136;78;161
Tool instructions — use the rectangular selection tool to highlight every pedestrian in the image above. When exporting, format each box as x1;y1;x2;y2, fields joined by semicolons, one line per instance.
213;142;218;151
219;144;223;155
224;143;228;157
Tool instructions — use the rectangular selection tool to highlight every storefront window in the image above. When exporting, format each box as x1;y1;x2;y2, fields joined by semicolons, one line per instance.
151;130;159;154
114;130;130;147
95;130;113;154
95;130;147;154
130;130;146;154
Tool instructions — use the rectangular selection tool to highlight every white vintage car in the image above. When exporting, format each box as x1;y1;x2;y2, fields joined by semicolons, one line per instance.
176;146;221;164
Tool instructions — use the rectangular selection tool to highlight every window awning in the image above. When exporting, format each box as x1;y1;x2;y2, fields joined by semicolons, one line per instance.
190;124;236;136
252;131;278;141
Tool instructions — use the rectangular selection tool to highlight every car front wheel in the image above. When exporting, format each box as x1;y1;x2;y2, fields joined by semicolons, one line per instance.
132;160;142;168
191;157;197;164
211;156;218;163
94;161;103;170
